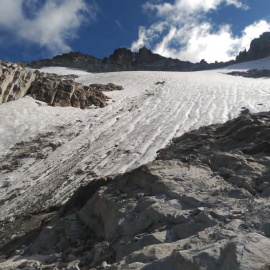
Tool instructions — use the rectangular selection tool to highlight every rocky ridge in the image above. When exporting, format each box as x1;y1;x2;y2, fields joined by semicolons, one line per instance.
1;111;270;270
28;32;270;74
0;61;123;108
237;32;270;62
28;47;235;73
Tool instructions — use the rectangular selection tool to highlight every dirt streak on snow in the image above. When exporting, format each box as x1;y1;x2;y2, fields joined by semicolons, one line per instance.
1;59;270;218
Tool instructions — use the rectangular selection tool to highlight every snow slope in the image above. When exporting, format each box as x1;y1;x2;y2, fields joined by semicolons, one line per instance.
223;55;270;70
1;58;270;218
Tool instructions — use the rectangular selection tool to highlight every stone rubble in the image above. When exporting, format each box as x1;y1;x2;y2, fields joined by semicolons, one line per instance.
1;112;270;270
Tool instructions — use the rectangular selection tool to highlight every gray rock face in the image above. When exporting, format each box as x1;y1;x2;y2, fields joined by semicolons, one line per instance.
157;112;270;197
0;60;37;104
1;112;270;270
0;61;110;109
31;72;109;109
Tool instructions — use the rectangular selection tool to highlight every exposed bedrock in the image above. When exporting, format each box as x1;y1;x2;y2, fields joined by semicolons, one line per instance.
236;32;270;62
227;69;270;78
0;61;124;108
30;72;109;109
1;112;270;269
0;60;37;104
157;111;270;197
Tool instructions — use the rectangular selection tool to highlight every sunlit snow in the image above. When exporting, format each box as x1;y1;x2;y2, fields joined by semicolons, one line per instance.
1;58;270;218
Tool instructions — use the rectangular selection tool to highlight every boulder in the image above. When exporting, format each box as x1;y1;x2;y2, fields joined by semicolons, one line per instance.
0;60;36;104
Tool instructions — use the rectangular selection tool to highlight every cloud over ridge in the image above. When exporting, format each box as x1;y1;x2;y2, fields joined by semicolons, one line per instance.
131;0;270;62
0;0;97;54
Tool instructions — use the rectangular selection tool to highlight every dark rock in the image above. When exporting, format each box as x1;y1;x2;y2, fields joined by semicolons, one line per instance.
0;212;57;258
29;51;102;71
263;223;270;237
28;47;236;73
227;69;270;79
89;83;123;92
236;32;270;62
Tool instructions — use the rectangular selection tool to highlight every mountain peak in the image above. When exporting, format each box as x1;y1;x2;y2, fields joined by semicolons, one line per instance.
236;31;270;62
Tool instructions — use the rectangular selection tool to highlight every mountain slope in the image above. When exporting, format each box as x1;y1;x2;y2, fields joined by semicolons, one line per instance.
1;58;270;221
1;56;270;269
1;109;270;270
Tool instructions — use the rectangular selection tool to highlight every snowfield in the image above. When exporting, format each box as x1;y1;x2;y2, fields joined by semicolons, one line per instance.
1;58;270;218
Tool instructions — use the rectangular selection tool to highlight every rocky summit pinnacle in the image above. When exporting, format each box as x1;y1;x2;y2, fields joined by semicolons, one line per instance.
236;32;270;62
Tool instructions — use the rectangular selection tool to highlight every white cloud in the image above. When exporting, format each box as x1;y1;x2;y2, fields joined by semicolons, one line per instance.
143;0;248;17
225;0;249;10
131;22;167;51
131;27;147;51
154;20;270;63
0;0;97;54
131;0;270;62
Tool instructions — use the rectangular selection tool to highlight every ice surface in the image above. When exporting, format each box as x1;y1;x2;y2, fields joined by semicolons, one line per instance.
1;58;270;218
222;56;270;70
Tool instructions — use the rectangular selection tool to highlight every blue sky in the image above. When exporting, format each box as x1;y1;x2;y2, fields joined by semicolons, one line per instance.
0;0;270;63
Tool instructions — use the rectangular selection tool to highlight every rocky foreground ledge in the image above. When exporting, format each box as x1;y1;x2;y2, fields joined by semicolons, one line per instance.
1;112;270;269
0;61;123;109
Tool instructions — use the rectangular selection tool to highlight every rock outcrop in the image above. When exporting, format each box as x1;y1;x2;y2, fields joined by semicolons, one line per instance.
227;69;270;78
236;32;270;62
1;111;270;270
30;71;109;109
102;47;196;72
0;61;113;109
29;52;102;71
89;83;124;92
0;60;37;104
